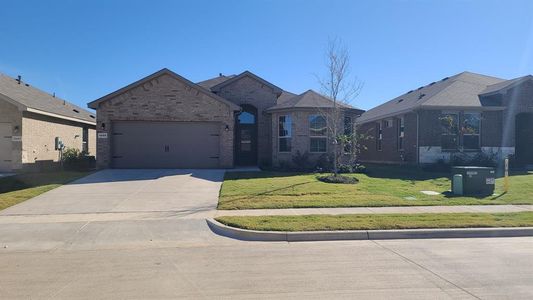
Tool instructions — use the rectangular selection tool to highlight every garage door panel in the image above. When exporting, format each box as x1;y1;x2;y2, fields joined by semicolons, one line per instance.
112;121;220;169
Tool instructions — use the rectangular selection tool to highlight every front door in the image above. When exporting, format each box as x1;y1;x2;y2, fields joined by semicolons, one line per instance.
516;113;533;165
235;105;258;166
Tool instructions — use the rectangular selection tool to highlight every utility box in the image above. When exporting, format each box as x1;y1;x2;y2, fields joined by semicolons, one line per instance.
452;174;463;195
452;166;496;196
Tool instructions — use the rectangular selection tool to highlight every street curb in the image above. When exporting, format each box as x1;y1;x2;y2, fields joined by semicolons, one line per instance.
206;219;533;242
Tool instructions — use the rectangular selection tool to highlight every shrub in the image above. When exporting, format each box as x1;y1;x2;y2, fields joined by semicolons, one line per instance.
353;163;367;174
292;151;313;171
338;164;353;173
317;174;358;184
62;148;95;171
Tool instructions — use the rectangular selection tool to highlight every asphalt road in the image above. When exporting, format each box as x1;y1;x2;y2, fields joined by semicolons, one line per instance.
1;169;532;299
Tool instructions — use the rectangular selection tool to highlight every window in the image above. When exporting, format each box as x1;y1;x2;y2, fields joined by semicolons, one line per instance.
238;111;255;124
344;116;353;153
82;127;89;154
309;115;327;152
385;119;393;128
440;113;459;150
462;112;481;150
398;117;405;151
377;122;383;151
278;115;292;152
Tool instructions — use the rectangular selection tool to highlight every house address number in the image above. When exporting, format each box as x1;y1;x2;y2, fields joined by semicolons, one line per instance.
97;132;108;139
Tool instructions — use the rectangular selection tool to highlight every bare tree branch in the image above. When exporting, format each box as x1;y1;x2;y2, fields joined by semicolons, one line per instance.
315;37;364;175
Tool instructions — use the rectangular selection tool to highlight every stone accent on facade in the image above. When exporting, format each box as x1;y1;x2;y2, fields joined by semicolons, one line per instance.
94;73;235;169
419;146;515;164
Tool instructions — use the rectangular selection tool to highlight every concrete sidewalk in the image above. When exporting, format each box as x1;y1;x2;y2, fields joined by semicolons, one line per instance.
216;204;533;217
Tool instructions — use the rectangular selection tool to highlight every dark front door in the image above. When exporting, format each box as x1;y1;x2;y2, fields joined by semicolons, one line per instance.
516;113;533;164
235;105;258;166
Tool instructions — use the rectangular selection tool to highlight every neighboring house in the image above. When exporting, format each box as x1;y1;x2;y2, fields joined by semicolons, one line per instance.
0;73;96;172
357;71;533;166
88;68;364;169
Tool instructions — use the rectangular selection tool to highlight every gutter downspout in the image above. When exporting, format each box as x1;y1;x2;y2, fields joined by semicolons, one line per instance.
416;111;420;166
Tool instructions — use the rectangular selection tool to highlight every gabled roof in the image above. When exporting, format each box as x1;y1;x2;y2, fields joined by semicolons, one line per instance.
0;73;95;125
210;71;283;96
267;89;362;112
480;75;533;96
88;68;240;111
357;71;506;123
196;74;236;90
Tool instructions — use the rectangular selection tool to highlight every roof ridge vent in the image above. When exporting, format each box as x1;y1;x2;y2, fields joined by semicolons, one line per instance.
417;86;423;90
442;77;449;81
429;82;436;86
407;90;413;94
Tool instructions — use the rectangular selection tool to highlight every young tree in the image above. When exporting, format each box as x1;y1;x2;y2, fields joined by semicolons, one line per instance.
317;37;363;175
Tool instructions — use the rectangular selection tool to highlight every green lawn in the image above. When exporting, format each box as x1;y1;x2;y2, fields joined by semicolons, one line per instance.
0;171;91;211
216;212;533;231
218;166;533;209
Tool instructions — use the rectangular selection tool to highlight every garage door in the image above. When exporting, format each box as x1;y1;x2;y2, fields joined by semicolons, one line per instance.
0;123;12;172
111;121;220;169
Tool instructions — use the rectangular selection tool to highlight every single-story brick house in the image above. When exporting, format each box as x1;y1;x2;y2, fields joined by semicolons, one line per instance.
87;68;364;169
357;71;533;166
0;73;96;172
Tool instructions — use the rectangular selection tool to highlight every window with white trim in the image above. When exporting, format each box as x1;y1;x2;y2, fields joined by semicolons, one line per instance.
278;115;292;152
377;121;383;151
397;116;404;151
309;115;327;153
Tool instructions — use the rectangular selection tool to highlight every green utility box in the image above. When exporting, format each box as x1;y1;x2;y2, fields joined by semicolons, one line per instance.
451;166;496;196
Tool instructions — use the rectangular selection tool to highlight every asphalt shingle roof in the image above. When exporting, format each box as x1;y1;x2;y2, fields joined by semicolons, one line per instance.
0;73;95;123
267;89;360;111
196;75;236;90
357;71;505;123
480;75;533;95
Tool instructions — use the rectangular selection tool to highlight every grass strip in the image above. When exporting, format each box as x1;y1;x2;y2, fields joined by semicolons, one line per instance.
216;212;533;231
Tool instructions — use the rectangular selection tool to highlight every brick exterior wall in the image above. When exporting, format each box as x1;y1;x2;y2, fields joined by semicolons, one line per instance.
270;109;362;167
358;112;418;164
95;73;235;169
0;99;23;170
215;76;278;166
0;100;95;172
21;112;96;169
500;80;533;147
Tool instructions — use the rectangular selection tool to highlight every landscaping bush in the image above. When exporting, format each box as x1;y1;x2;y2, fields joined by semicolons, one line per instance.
353;163;367;174
317;174;359;184
338;163;366;174
338;164;353;173
291;151;313;171
62;148;95;171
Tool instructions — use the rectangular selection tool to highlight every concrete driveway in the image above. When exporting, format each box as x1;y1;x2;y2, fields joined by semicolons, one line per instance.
2;169;533;299
0;169;231;251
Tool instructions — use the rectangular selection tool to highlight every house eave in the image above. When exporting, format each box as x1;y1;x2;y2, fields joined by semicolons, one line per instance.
26;108;96;126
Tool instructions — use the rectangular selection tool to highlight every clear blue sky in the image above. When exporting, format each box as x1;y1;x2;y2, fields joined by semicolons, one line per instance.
1;0;533;111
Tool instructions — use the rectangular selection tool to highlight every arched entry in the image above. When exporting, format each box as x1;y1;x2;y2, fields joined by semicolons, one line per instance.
516;113;533;165
235;105;258;166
